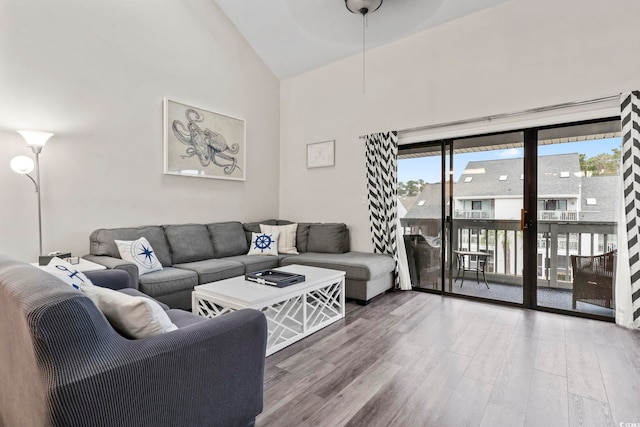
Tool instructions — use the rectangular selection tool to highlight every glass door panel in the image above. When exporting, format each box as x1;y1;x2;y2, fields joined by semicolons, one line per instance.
448;132;524;304
536;121;621;318
398;144;446;291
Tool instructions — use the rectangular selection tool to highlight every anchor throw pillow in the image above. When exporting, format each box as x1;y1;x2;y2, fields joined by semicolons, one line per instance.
247;231;279;256
44;257;92;290
115;237;163;276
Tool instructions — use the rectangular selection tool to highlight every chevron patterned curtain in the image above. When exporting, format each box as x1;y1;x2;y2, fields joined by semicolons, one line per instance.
620;91;640;328
365;132;401;290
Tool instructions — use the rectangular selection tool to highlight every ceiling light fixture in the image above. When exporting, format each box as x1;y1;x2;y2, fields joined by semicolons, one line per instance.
345;0;383;93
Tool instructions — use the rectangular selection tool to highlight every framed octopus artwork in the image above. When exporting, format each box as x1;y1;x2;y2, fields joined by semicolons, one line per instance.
163;98;246;181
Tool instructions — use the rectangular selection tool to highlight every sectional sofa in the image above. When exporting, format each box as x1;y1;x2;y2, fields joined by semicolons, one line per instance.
84;220;396;309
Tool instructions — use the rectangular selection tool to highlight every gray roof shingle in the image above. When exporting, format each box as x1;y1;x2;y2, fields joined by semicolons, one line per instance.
404;153;618;223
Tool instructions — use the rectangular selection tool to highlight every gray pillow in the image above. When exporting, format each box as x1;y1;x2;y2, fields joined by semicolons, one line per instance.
164;224;215;264
207;222;249;258
90;226;172;267
307;223;348;253
295;222;317;253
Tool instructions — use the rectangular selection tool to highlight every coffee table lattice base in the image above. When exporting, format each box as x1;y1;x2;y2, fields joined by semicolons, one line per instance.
193;276;345;356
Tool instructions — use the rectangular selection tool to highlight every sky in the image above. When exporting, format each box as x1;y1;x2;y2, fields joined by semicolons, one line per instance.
398;137;621;183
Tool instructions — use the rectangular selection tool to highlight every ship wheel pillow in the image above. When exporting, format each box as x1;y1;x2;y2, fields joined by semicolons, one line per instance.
247;231;280;256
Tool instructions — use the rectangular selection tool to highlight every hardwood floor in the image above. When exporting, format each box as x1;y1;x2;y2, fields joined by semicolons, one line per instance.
256;291;640;427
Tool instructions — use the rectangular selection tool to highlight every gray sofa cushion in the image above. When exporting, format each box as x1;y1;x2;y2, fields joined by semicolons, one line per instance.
138;267;198;298
90;226;172;267
225;254;280;274
208;222;248;258
243;219;278;245
164;224;215;264
281;251;395;281
307;223;349;253
173;259;245;284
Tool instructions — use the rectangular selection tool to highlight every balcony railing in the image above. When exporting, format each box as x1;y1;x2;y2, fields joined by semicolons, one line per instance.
455;210;494;219
538;210;578;221
401;217;617;291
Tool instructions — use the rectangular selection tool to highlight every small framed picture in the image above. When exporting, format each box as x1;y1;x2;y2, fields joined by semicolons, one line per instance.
307;140;335;169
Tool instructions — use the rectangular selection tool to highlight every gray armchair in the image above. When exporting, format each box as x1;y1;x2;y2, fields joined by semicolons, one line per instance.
0;256;267;427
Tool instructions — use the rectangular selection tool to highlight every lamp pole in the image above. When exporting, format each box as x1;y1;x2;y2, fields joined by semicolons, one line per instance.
13;130;53;258
32;147;43;256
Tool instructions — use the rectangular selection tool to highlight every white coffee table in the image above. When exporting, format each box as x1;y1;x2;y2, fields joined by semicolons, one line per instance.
192;264;346;356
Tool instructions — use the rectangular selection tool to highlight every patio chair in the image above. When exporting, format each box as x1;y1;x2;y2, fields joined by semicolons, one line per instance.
403;234;440;289
570;250;616;310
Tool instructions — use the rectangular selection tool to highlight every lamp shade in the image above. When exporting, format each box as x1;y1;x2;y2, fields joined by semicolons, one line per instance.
10;155;35;174
17;130;53;148
345;0;383;15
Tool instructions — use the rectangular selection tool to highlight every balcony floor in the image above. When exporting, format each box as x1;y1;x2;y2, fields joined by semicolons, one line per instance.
415;279;615;318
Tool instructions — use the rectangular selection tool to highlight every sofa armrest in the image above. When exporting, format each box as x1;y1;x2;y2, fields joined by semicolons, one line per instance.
48;309;267;427
84;269;132;290
83;255;139;289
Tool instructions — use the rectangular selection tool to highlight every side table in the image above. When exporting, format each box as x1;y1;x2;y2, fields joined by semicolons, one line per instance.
31;258;107;272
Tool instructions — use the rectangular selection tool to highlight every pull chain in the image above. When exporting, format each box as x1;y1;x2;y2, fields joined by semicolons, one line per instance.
362;14;366;93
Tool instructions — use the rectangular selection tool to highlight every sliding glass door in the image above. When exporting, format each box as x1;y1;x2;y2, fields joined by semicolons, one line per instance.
398;118;620;320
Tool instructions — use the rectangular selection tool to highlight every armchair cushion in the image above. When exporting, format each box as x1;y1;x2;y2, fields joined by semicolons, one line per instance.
85;269;132;290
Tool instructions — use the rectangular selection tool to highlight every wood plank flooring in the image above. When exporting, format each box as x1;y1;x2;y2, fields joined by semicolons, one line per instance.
256;291;640;427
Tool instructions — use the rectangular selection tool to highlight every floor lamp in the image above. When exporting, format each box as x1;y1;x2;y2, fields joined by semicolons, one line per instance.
10;130;54;258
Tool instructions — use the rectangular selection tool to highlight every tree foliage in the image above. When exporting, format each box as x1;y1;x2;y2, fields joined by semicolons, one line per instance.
398;179;426;196
579;148;621;176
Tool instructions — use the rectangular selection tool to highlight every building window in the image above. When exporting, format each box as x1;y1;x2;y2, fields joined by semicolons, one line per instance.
538;199;568;211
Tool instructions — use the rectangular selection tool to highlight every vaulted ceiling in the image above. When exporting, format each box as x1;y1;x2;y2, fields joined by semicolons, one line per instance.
214;0;512;79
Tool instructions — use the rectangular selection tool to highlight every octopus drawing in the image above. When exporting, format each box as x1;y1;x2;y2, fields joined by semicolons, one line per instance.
172;108;241;175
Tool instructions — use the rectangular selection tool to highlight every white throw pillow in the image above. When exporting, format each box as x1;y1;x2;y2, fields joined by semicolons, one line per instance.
247;231;279;256
260;223;299;255
43;257;92;290
82;285;178;339
115;237;163;276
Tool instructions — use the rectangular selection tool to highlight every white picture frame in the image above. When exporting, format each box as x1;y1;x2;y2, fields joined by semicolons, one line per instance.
163;98;246;181
307;140;335;169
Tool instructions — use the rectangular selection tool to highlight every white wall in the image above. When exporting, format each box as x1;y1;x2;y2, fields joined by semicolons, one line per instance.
495;198;522;221
280;0;640;252
0;0;280;262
